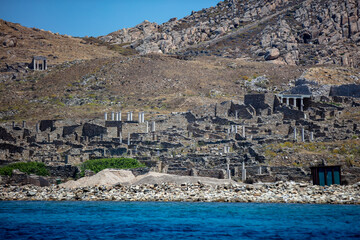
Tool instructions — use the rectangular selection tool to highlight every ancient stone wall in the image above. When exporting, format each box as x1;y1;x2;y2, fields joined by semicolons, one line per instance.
330;84;360;98
244;93;274;115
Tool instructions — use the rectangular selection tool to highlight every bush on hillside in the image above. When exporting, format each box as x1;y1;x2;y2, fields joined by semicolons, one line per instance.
80;158;145;175
0;162;49;176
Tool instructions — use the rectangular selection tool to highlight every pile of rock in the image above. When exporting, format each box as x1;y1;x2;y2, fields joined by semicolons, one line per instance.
1;181;359;204
99;0;291;55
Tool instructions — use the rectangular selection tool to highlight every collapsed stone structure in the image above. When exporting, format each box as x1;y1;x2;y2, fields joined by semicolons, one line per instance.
1;92;360;184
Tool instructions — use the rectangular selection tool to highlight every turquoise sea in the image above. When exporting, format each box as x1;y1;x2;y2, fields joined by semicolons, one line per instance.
0;201;359;239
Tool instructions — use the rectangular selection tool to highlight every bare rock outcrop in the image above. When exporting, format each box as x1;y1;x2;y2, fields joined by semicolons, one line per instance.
99;0;292;55
99;0;360;67
2;35;17;48
265;48;280;60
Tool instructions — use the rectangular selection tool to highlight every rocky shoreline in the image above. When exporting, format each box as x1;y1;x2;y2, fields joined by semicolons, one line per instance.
1;181;359;204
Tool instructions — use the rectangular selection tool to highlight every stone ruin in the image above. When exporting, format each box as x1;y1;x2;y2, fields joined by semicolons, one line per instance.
1;92;360;184
30;56;47;71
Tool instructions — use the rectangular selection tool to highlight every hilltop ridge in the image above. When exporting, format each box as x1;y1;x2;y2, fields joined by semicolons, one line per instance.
101;0;360;67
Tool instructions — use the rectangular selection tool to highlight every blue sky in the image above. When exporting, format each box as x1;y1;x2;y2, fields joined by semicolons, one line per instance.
1;0;220;37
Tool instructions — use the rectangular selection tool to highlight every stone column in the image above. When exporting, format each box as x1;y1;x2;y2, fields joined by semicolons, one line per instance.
119;133;123;144
227;163;231;180
224;146;228;154
310;132;314;142
36;123;40;133
234;167;239;177
146;121;149;133
286;98;289;105
138;112;142;123
258;166;262;175
294;127;297;141
104;112;108;121
128;133;131;145
127;112;131;121
141;112;145;123
242;126;246;138
242;162;246;182
118;112;122;121
22;121;26;128
301;128;305;142
293;98;297;108
111;112;115;121
130;112;133;121
115;112;119;121
235;110;238;120
301;98;304;111
151;121;156;132
235;126;238;134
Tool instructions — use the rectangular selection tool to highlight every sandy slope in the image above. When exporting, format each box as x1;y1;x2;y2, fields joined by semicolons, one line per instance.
60;169;237;188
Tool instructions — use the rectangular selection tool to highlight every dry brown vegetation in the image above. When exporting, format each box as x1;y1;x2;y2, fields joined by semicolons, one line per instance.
0;54;307;122
302;67;360;85
0;19;117;69
0;19;358;123
264;139;360;167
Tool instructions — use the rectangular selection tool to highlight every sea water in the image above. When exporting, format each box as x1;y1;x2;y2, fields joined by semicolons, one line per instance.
0;201;359;239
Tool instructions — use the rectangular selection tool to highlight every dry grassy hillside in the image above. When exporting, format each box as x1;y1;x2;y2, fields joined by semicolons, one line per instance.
0;54;307;122
0;19;117;69
0;16;359;123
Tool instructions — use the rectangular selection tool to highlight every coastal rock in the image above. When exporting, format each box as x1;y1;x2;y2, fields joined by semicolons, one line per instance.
1;181;359;204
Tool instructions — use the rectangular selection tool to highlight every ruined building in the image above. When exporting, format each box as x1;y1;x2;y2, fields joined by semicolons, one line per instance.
30;56;47;70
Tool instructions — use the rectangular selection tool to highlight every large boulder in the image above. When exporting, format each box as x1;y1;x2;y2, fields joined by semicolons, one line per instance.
2;36;17;48
264;48;280;60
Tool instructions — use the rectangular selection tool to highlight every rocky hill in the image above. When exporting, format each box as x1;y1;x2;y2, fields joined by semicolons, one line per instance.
1;0;360;122
100;0;360;67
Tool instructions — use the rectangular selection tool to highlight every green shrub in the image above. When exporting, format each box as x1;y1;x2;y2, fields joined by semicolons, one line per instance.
0;162;49;176
80;158;145;175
